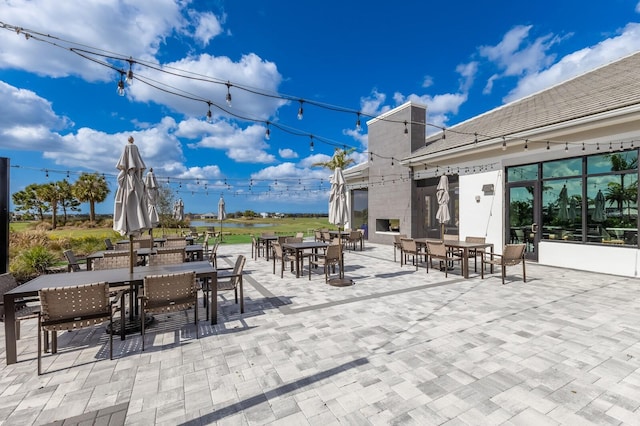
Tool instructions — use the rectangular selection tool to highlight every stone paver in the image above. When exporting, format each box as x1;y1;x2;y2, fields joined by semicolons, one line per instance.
1;241;640;425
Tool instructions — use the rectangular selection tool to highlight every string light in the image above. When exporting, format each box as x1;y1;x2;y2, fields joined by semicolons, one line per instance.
565;142;568;152
297;100;304;120
309;135;314;152
265;122;271;140
546;141;550;150
355;112;361;131
609;142;613;151
442;129;446;140
582;142;585;151
126;57;134;85
524;139;528;151
206;102;213;123
596;142;600;150
404;121;408;135
474;133;478;145
225;81;232;107
116;73;125;96
501;136;507;151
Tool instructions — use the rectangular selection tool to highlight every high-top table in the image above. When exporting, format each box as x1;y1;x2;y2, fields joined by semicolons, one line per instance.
414;238;494;279
4;261;217;365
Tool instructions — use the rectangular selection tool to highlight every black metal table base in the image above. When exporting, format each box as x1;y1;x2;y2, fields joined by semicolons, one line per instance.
328;277;354;287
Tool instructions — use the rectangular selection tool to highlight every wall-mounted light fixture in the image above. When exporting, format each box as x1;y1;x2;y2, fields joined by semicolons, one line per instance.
475;195;481;203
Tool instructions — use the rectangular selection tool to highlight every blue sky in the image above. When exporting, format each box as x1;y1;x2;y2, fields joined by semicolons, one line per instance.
2;0;640;216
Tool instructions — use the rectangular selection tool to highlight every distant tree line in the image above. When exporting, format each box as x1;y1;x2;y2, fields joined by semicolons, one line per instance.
12;172;109;228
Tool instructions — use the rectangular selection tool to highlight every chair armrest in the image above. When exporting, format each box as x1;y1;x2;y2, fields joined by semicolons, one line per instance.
218;272;242;279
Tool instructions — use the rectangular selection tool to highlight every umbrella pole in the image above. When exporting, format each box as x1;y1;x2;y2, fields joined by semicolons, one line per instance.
129;235;134;274
220;219;223;242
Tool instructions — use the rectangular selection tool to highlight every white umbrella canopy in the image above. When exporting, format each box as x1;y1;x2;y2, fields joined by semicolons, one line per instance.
435;175;450;238
144;168;160;230
218;195;226;241
113;136;151;272
329;167;350;228
592;189;606;222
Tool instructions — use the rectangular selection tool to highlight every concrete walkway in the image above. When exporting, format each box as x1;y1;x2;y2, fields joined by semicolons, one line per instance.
1;241;639;425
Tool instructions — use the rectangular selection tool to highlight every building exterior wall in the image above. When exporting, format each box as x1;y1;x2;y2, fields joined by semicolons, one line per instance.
458;170;505;250
366;102;425;244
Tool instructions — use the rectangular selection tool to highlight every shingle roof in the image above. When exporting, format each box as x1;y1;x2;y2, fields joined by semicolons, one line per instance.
409;51;640;158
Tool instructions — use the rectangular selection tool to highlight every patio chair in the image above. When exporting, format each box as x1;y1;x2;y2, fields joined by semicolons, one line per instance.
426;241;462;277
296;232;304;239
132;237;153;250
314;230;323;242
347;230;363;251
104;238;115;250
140;271;199;351
148;247;185;266
272;242;297;278
393;234;407;262
37;281;125;375
208;241;220;268
93;250;137;270
400;238;423;270
63;249;87;272
308;243;341;282
465;236;486;272
481;244;526;285
251;236;266;260
165;236;188;248
0;273;41;341
202;255;246;319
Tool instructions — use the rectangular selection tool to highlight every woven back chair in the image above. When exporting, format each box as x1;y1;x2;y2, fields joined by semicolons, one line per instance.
0;273;40;342
285;237;303;244
481;244;526;285
132;237;153;250
219;254;246;301
164;236;187;248
93;250;135;270
38;281;124;375
400;238;422;270
393;234;407;262
140;271;199;350
426;241;462;277
308;243;341;282
465;236;486;272
347;231;362;251
208;241;220;268
104;238;115;250
272;243;296;278
148;247;185;266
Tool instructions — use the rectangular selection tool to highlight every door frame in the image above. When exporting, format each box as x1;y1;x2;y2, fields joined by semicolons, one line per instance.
505;181;540;261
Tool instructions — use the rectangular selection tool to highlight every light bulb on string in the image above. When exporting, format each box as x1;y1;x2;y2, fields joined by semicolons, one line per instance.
524;140;528;151
206;102;213;123
116;73;125;96
225;82;232;107
565;142;568;152
45;169;49;179
126;58;134;85
442;129;446;140
501;136;507;151
474;133;478;145
609;142;613;152
582;143;585;151
297;100;304;120
309;135;314;152
355;113;361;131
546;141;550;150
596;143;600;151
265;122;271;140
403;121;408;135
620;141;624;151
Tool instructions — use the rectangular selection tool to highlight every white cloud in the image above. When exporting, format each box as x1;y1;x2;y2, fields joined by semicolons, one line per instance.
456;61;478;92
359;90;390;116
342;128;368;149
180;118;276;163
278;148;298;159
636;1;640;12
0;0;190;81
422;75;434;88
189;11;224;46
504;22;640;102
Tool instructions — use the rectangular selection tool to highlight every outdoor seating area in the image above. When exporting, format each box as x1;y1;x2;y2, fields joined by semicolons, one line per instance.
2;241;640;423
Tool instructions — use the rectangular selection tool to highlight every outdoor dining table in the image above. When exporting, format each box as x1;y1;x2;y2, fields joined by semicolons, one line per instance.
3;261;217;365
414;238;494;279
282;241;329;278
257;235;279;261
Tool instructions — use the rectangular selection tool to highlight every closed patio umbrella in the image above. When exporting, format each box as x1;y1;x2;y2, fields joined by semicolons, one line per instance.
328;167;352;286
435;175;450;238
592;189;606;222
113;136;151;273
558;185;569;221
568;197;577;222
144;168;160;237
218;195;226;242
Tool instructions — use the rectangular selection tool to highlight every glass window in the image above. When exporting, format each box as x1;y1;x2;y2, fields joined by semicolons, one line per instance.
587;151;638;174
542;158;582;179
541;178;582;241
507;164;537;182
587;173;638;245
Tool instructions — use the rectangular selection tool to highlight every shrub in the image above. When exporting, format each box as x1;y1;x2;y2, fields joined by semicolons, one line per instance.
10;246;58;281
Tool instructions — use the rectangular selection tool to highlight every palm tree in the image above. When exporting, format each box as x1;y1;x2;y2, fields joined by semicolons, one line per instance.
35;182;60;229
72;172;110;222
312;147;356;170
57;179;80;225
